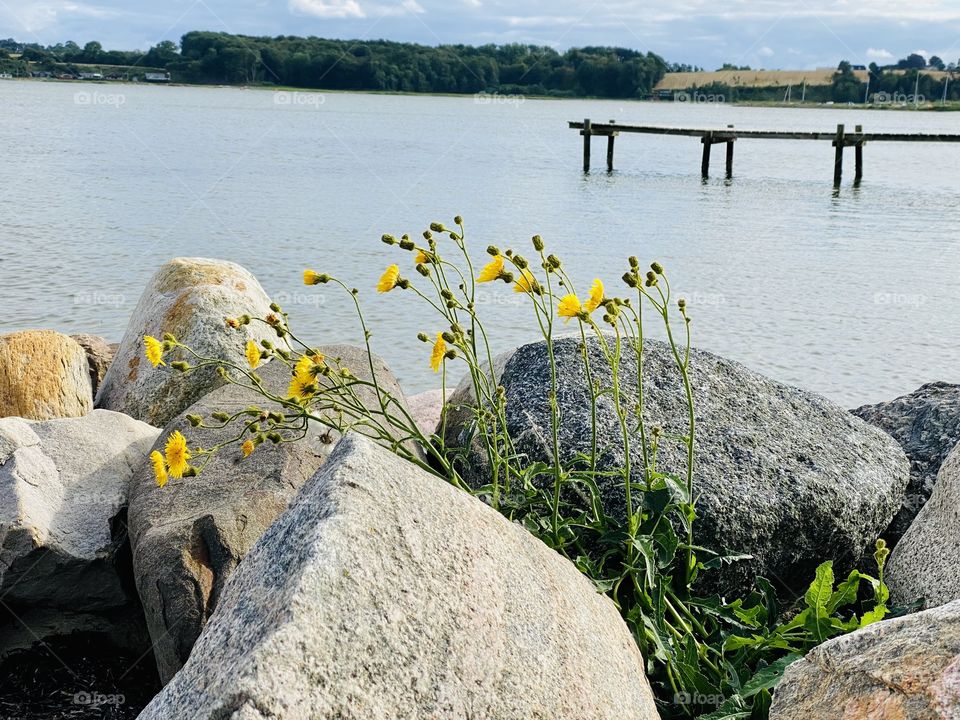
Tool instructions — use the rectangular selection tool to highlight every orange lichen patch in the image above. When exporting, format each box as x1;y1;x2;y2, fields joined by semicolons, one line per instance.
127;354;141;382
0;330;93;420
234;281;247;292
842;691;907;719
155;258;242;294
160;293;198;338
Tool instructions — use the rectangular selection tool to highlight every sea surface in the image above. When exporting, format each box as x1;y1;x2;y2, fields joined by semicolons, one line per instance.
2;80;959;405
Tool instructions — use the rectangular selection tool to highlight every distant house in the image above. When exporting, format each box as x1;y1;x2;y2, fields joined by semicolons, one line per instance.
144;72;171;83
78;72;103;80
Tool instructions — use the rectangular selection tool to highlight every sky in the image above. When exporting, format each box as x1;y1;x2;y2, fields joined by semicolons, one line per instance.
2;0;960;69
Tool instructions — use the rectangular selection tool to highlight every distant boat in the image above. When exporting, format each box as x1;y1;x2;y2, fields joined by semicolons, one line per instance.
144;73;171;83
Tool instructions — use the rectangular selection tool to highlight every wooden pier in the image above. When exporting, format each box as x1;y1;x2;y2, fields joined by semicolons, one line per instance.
570;119;960;185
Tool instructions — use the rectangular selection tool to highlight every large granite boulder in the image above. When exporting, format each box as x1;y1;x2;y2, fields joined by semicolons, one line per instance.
770;600;960;719
0;410;159;656
887;444;960;609
444;337;909;597
854;382;960;542
0;330;93;420
70;333;117;397
137;434;660;720
130;347;411;683
96;257;275;427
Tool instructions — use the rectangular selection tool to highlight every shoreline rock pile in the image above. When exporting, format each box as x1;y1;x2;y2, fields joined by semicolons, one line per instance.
0;256;958;719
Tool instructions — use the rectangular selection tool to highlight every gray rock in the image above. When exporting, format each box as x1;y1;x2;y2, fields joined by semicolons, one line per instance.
770;600;960;719
137;434;660;720
0;410;159;655
0;330;93;420
853;382;960;542
130;347;412;683
96;257;276;427
887;444;960;609
71;333;116;397
444;337;909;597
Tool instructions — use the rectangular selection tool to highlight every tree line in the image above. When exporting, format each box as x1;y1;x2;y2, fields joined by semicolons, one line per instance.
0;33;669;98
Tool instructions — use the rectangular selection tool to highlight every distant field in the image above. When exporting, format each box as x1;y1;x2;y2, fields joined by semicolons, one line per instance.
655;68;950;90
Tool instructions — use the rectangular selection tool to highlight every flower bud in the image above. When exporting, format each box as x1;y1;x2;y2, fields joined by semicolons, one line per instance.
486;245;499;256
212;411;230;422
172;361;190;372
651;261;664;274
186;414;203;427
430;222;444;232
399;238;415;251
381;234;396;245
454;215;463;225
622;272;638;288
417;332;430;343
442;331;456;343
532;235;544;251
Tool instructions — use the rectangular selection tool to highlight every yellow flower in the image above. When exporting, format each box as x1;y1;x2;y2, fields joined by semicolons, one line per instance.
164;431;190;479
477;255;504;283
144;335;165;368
287;355;320;401
150;450;168;488
241;439;255;458
430;333;446;372
303;269;322;286
245;340;261;369
584;279;605;313
377;264;400;293
415;250;429;264
558;294;582;320
513;268;538;294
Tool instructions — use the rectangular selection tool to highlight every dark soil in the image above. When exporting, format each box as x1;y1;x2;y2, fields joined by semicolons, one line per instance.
0;633;160;720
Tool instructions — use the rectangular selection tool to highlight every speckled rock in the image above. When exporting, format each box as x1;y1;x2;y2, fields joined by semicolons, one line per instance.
443;337;910;597
95;257;275;427
0;330;93;420
887;444;960;609
770;600;960;719
130;347;412;684
70;333;116;397
407;388;444;436
0;410;159;656
137;434;659;720
854;382;960;542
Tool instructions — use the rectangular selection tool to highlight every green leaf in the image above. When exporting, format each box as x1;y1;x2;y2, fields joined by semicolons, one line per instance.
804;561;835;616
828;570;862;613
860;604;888;627
740;653;802;698
631;536;658;589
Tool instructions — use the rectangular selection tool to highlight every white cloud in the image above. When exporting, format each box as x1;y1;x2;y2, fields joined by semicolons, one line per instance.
758;46;774;57
911;48;930;58
866;48;893;60
374;0;425;18
9;0;116;32
288;0;366;19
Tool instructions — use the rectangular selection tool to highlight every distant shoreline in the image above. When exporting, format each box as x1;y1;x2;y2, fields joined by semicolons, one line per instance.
5;76;958;111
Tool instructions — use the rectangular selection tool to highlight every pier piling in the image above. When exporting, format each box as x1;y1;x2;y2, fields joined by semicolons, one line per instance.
701;132;713;177
607;119;616;172
833;124;845;187
582;118;592;173
854;124;864;184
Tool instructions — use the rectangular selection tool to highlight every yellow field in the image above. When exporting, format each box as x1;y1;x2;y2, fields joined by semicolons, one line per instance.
655;68;951;90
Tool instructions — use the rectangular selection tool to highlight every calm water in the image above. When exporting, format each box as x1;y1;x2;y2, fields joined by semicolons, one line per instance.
2;80;959;405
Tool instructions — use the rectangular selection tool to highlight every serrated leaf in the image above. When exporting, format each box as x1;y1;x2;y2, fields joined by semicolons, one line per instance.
740;653;802;698
860;604;888;627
